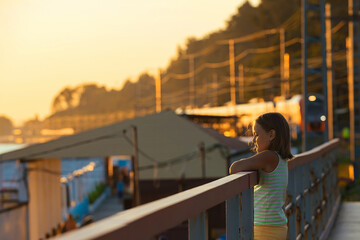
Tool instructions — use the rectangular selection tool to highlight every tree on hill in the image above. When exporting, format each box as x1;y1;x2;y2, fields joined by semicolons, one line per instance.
0;116;13;136
48;0;349;118
49;73;156;117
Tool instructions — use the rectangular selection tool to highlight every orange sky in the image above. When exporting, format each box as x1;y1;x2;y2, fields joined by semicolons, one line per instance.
0;0;260;126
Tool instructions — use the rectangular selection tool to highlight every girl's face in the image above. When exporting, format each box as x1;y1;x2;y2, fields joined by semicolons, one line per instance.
252;122;274;153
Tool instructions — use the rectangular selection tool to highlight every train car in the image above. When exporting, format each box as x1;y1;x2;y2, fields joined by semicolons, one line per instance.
177;94;325;139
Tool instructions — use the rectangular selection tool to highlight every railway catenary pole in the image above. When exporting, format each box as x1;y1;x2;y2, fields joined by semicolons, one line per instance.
301;0;328;151
238;64;245;103
325;3;334;140
156;68;162;113
320;0;329;142
212;73;218;106
189;55;195;108
280;28;286;98
284;53;290;98
229;39;236;107
301;0;309;152
347;0;360;179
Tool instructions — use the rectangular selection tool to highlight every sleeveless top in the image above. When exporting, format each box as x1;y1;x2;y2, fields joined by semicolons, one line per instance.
254;151;288;226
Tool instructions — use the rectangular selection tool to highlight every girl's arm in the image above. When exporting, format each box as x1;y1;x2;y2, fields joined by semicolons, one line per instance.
229;150;278;174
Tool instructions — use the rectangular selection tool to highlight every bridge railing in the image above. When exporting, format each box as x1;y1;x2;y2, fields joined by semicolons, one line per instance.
286;138;340;240
56;139;340;240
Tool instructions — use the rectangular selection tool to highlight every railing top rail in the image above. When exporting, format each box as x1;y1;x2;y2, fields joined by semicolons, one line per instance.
288;138;340;169
55;171;258;240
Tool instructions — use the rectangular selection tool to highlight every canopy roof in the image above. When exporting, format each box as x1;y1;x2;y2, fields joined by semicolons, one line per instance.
0;111;249;179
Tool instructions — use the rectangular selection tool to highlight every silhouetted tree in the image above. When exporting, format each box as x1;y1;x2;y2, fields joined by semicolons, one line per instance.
0;116;13;135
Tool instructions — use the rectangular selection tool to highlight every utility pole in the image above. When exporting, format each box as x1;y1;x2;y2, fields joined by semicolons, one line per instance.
347;0;360;179
301;0;309;152
131;125;140;206
301;0;327;151
134;79;140;117
212;73;218;106
284;53;290;98
280;28;286;97
189;55;195;108
238;64;245;103
229;39;236;107
320;0;329;142
156;68;162;113
325;3;334;140
347;35;354;173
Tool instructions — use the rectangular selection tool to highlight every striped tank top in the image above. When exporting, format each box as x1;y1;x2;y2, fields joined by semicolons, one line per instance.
254;151;288;226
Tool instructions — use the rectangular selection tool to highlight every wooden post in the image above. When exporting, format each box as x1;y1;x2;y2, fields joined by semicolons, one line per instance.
199;142;206;178
132;126;140;206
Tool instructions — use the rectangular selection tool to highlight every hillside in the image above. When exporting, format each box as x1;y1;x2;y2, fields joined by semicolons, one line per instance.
48;0;349;120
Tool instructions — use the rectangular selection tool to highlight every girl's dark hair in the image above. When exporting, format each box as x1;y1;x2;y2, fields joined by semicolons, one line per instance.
255;112;293;160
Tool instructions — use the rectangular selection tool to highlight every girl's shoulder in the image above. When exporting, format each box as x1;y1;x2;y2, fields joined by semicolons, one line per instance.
258;150;279;160
257;150;279;172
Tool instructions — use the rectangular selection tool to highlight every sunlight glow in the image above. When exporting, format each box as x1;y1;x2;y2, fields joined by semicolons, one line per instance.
0;0;259;125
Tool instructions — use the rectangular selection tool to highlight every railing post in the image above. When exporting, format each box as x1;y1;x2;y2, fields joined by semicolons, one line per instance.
304;163;312;239
188;211;208;240
296;165;305;239
313;158;323;239
329;151;339;205
322;152;331;224
226;193;241;240
240;188;254;239
287;169;296;240
226;188;254;240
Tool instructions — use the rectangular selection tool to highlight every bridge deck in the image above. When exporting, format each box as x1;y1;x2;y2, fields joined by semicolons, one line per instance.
329;202;360;239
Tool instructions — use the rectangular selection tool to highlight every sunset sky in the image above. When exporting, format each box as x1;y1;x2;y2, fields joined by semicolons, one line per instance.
0;0;260;125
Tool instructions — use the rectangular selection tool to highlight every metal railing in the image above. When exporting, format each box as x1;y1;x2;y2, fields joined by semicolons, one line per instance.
55;139;340;240
286;138;340;240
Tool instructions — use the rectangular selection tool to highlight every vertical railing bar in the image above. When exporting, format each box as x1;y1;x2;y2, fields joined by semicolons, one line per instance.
296;165;305;238
240;188;254;239
323;152;330;224
226;193;241;240
288;168;296;240
331;151;338;203
310;160;317;239
319;155;327;232
304;163;312;239
313;157;322;239
317;157;325;235
188;211;208;240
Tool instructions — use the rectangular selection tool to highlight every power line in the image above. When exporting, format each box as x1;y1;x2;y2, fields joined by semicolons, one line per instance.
0;133;122;162
217;28;279;45
138;143;224;171
122;132;159;165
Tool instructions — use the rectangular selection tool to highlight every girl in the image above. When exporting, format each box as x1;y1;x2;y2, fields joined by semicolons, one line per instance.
229;112;293;240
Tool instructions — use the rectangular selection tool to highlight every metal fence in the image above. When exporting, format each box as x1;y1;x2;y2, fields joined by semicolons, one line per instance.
286;138;340;240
